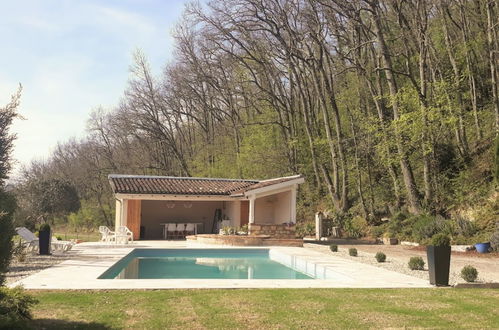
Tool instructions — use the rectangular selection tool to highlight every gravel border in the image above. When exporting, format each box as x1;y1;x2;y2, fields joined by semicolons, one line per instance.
304;244;489;286
6;252;73;285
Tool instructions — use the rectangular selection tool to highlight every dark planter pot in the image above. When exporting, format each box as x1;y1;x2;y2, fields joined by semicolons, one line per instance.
426;245;451;286
39;229;51;255
475;242;491;253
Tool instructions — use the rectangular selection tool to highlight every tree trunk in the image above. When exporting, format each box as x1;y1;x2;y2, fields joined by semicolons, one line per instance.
370;1;421;214
486;0;499;134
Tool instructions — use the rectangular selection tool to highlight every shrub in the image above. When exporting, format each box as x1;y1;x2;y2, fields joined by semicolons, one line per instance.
348;216;369;238
0;287;38;327
491;227;499;252
375;252;386;262
408;257;425;270
221;226;236;235
461;265;478;282
39;223;51;232
12;243;27;263
0;190;16;286
295;221;315;237
348;248;358;256
431;233;451;247
370;224;388;238
411;215;450;242
330;244;338;252
452;216;477;238
495;135;499;184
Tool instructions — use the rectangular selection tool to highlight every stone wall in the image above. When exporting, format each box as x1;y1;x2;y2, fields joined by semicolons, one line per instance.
187;234;303;247
249;223;296;238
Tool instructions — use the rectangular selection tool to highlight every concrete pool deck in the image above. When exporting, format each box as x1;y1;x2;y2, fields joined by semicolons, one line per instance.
10;241;432;289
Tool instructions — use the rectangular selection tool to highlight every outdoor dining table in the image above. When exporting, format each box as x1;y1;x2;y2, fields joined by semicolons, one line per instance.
160;222;203;239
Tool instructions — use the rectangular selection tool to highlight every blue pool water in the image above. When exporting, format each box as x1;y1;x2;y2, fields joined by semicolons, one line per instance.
99;249;312;279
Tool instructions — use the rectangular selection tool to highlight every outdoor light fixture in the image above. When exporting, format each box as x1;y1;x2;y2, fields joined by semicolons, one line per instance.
183;201;193;208
166;201;175;208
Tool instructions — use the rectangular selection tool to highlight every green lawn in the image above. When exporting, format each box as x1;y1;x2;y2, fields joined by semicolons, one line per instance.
52;231;101;242
25;289;499;329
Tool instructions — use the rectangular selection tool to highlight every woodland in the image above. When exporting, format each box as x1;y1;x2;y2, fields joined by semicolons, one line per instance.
6;0;499;244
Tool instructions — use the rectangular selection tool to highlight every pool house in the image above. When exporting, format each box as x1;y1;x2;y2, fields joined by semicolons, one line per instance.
109;174;304;240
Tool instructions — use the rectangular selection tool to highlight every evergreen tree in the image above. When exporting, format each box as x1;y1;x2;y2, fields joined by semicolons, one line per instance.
0;86;21;286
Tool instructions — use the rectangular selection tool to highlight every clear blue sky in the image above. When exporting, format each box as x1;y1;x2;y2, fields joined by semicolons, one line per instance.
0;0;191;175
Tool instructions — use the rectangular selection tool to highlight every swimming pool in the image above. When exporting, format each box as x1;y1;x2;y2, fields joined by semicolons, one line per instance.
99;249;312;279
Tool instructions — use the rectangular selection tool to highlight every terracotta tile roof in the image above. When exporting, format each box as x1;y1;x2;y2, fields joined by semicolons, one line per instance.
230;176;301;195
108;174;302;196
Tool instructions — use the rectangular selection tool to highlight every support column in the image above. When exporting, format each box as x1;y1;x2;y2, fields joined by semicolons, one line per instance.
290;185;297;223
117;199;128;231
248;195;255;224
114;199;122;231
315;212;323;240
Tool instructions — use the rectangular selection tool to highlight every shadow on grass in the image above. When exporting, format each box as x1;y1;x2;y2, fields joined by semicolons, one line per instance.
27;318;112;330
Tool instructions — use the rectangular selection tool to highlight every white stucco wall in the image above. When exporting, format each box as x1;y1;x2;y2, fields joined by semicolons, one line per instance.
254;190;291;224
273;190;292;223
223;200;241;227
140;200;223;239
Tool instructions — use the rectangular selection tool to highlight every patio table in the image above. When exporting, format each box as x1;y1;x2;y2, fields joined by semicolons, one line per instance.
160;222;203;239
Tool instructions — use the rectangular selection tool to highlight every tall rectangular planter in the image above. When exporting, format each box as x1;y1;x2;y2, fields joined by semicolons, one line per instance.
39;229;51;255
426;245;451;286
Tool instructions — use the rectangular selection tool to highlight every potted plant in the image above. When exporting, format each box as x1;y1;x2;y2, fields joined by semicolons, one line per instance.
427;233;451;286
382;231;398;245
237;224;248;235
475;242;491;253
38;223;52;255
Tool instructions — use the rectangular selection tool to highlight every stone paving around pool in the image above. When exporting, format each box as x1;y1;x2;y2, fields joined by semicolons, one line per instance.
9;241;432;289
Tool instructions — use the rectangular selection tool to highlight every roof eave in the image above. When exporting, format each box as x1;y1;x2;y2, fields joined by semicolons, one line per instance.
241;176;305;197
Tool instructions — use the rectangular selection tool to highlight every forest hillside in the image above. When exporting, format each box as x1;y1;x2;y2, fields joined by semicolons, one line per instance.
12;0;499;245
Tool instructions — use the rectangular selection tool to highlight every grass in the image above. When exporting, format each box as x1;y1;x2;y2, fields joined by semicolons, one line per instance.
12;227;101;244
52;225;101;242
52;231;100;242
24;289;499;329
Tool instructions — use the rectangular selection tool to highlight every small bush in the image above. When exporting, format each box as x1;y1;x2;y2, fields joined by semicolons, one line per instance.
375;252;386;262
0;287;38;327
295;221;315;237
39;223;51;232
56;236;63;241
431;233;451;247
412;215;450;242
452;216;477;238
408;257;425;270
348;248;358;256
330;244;338;252
495;135;499;184
370;224;387;238
461;265;478;282
491;231;499;252
12;243;27;263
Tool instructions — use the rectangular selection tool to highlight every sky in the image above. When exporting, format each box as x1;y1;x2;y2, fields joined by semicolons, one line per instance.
0;0;191;176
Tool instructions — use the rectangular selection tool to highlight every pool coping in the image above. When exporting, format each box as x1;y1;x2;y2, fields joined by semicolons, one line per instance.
9;241;432;289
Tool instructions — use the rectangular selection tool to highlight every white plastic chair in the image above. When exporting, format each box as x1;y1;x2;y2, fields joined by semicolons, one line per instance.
51;236;74;252
99;226;115;242
185;223;196;236
176;223;186;239
166;223;177;240
115;226;133;244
